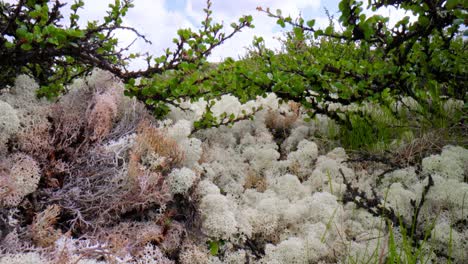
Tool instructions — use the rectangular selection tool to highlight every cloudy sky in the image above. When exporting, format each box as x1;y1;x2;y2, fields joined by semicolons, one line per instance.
67;0;344;69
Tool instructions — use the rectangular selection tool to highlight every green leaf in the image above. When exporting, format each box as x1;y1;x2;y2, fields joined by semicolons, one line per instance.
306;19;316;28
277;19;286;28
71;0;85;11
4;42;14;49
360;22;373;40
67;29;84;38
47;37;59;45
20;43;32;51
209;241;219;256
314;29;324;38
445;0;459;9
418;16;430;27
293;27;304;40
16;26;29;38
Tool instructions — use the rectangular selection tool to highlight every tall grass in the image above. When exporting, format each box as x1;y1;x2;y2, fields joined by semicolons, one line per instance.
338;97;466;152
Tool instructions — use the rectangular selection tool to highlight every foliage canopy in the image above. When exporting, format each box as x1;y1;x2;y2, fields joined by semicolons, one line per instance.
1;0;467;142
0;0;253;97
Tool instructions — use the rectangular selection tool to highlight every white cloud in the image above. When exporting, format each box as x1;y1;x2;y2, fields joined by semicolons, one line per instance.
186;0;320;18
184;0;322;61
364;5;417;28
122;0;194;69
83;0;324;65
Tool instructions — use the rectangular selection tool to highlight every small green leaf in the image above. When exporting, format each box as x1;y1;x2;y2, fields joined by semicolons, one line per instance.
445;0;459;9
314;29;323;38
306;19;315;28
293;27;304;40
21;43;32;51
47;37;59;45
16;26;29;38
4;42;14;49
67;29;84;38
277;19;286;28
418;16;430;27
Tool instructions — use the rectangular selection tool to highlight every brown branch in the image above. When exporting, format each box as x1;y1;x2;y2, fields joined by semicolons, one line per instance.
0;0;25;35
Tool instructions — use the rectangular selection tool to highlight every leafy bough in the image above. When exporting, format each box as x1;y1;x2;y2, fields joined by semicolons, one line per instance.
130;0;467;134
0;0;254;99
255;0;466;123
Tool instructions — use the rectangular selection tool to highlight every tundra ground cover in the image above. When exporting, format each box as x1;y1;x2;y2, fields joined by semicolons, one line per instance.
0;72;466;263
1;0;466;263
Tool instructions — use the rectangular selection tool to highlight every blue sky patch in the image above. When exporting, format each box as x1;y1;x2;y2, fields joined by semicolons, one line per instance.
165;0;187;11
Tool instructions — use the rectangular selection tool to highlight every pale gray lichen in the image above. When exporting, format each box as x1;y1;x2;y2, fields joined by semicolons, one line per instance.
199;193;238;239
167;167;197;194
262;237;308;264
287;139;318;166
1;153;41;207
178;138;202;168
0;252;49;264
0;100;19;136
0;100;20;154
422;145;468;181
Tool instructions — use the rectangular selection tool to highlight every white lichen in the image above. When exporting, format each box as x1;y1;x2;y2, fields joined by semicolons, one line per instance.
167;119;192;142
178;138;202;167
262;237;308;264
287;139;318;168
242;143;280;173
384;182;416;222
431;220;466;262
422;145;468;181
196;180;221;196
1;153;41;207
0;100;19;136
0;252;49;264
0;100;19;154
199;194;238;239
167;167;197;194
269;174;308;201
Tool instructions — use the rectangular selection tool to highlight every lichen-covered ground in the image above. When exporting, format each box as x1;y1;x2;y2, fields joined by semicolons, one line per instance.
0;71;467;263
